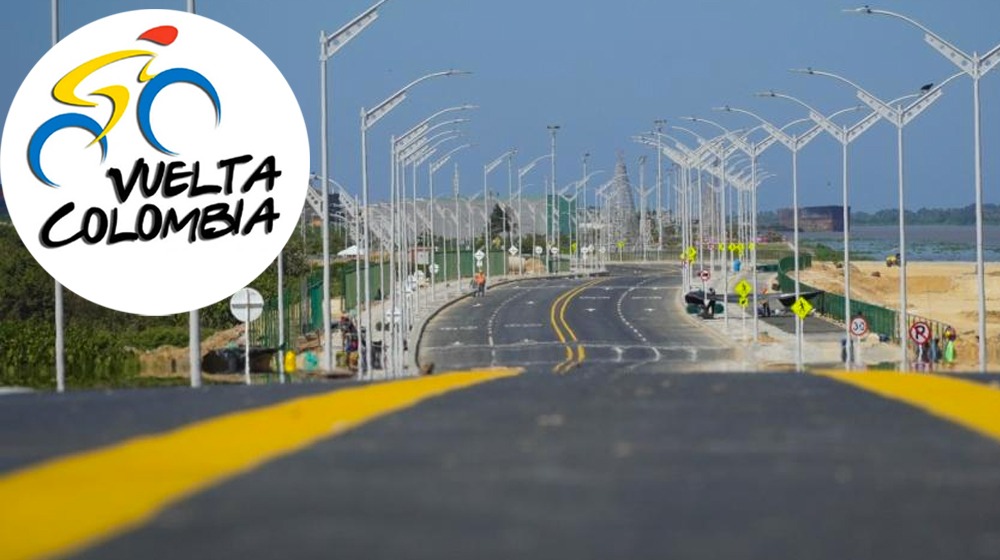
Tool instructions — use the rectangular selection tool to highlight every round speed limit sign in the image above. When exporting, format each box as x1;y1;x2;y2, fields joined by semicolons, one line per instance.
849;316;869;337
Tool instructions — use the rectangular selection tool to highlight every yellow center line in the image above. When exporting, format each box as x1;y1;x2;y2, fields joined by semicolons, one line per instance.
814;369;1000;443
551;278;604;374
0;368;521;560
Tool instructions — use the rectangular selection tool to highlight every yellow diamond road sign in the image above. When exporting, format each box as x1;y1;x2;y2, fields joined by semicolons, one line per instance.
686;246;697;261
738;295;749;308
734;280;752;298
791;297;814;319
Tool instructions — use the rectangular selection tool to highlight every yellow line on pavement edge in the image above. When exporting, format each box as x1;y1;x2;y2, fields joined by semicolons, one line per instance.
815;370;1000;443
0;368;521;560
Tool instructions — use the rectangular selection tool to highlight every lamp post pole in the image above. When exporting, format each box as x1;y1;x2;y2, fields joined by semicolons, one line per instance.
654;120;666;253
796;68;961;371
755;90;881;365
430;143;472;300
547;125;560;274
518;155;551;276
359;69;469;378
849;6;1000;371
484;149;515;283
719;106;825;370
318;0;386;376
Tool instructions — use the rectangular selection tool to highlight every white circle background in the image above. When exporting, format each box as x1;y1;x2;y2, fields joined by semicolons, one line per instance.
0;10;309;316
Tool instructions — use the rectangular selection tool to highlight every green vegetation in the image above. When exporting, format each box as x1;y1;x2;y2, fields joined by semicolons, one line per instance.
0;220;335;390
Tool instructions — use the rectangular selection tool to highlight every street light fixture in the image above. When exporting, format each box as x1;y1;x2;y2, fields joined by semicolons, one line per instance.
430;143;473;299
757;89;882;366
518;154;552;275
847;6;1000;371
717;105;825;371
793;67;962;371
484;149;516;281
360;69;470;378
317;0;387;376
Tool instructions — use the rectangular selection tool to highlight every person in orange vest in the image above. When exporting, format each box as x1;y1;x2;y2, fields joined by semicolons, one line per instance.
475;270;486;297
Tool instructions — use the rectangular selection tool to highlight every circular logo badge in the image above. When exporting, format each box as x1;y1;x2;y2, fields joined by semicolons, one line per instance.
0;9;309;315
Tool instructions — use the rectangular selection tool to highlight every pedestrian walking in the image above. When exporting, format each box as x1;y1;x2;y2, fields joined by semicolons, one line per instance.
476;271;486;297
929;337;941;367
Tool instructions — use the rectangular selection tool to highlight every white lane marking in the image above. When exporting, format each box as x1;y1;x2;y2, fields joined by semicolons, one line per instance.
613;346;624;362
487;291;526;366
504;323;544;328
630;296;663;300
579;296;611;300
586;308;596;313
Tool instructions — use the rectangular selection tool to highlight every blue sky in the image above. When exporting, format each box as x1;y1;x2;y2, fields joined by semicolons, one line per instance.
2;0;1000;212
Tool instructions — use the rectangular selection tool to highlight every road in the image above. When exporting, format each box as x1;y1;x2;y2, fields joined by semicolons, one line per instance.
418;264;739;374
4;264;1000;560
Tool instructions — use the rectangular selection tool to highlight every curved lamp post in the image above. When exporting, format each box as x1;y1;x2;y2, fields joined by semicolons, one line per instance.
360;69;470;378
793;67;963;371
847;6;1000;371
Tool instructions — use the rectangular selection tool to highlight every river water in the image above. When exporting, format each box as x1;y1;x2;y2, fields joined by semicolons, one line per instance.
798;225;1000;262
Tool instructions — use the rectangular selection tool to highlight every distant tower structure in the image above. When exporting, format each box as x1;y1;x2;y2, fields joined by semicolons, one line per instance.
607;152;638;246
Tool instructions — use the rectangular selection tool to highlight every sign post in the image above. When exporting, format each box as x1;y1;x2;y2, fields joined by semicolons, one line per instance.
230;287;264;385
849;315;869;367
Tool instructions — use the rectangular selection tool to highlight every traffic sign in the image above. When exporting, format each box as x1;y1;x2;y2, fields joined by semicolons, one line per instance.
550;246;559;255
534;246;544;255
686;246;697;262
699;269;711;282
598;247;607;254
581;246;591;254
738;295;749;308
791;297;813;320
617;240;625;250
734;279;752;298
229;288;264;323
508;246;519;256
909;321;931;345
474;249;485;260
850;316;869;337
429;263;440;274
728;242;737;252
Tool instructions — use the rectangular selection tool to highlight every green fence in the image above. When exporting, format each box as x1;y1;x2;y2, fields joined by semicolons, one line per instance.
256;270;324;351
778;255;949;342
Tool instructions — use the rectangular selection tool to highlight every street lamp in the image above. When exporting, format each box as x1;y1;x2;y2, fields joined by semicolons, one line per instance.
484;149;516;281
654;119;667;252
717;106;825;371
547;125;560;273
793;67;962;371
518;154;552;275
430;143;473;299
847;6;1000;370
360;69;470;378
756;89;881;366
318;0;386;376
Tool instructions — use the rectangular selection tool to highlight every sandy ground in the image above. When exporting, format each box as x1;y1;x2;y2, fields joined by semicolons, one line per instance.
799;261;1000;368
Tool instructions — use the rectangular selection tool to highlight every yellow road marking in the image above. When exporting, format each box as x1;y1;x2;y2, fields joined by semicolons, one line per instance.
0;368;521;560
550;278;604;374
815;370;1000;443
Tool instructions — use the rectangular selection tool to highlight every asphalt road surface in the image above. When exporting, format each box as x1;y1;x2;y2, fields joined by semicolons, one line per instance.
5;264;1000;560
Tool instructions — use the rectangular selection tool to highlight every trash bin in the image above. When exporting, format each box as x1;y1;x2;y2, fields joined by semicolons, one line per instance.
371;341;383;370
733;259;742;272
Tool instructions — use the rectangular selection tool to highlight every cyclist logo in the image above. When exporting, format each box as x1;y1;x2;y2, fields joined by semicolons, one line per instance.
28;24;221;187
1;9;309;316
